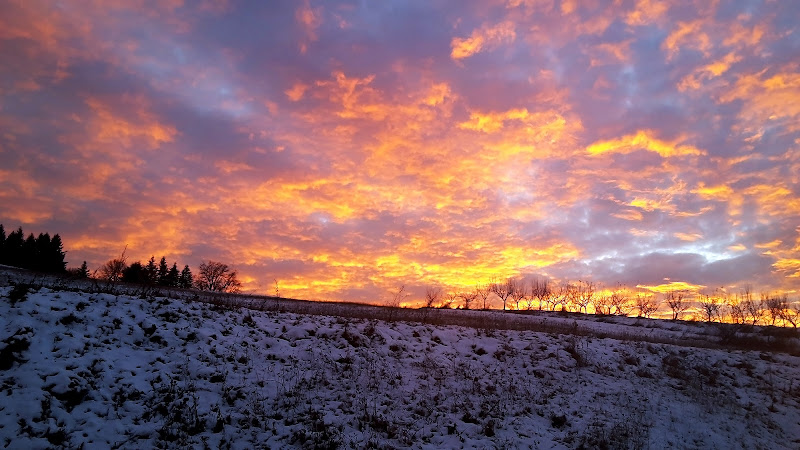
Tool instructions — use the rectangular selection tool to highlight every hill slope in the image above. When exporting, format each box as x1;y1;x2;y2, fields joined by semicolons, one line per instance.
1;283;799;449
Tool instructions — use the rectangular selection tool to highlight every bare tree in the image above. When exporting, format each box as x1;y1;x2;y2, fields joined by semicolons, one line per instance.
573;280;594;314
490;278;514;311
195;261;242;293
424;286;442;308
764;292;785;326
609;283;630;316
99;247;128;282
665;291;689;320
740;285;763;325
509;278;527;310
779;298;799;328
460;289;478;310
727;293;745;324
593;294;613;315
531;278;551;310
635;293;659;318
698;292;722;323
442;290;459;309
476;284;492;310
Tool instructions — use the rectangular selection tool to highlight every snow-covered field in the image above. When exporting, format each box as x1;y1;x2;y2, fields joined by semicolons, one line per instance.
1;279;799;449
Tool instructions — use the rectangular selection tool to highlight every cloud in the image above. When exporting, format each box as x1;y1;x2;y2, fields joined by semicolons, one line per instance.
1;0;798;303
450;21;516;60
586;130;705;158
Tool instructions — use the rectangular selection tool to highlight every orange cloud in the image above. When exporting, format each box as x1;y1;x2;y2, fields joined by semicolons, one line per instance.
718;70;800;135
662;20;712;60
637;281;706;294
678;52;742;91
586;130;705;158
625;0;669;26
451;21;516;60
296;0;323;54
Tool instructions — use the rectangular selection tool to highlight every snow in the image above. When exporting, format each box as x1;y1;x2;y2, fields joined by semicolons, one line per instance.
1;277;799;449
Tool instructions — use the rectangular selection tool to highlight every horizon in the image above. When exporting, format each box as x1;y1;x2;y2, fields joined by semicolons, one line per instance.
1;1;799;303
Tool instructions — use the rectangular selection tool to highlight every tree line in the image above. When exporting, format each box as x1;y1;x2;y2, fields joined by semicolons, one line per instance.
0;223;241;294
422;277;800;328
98;250;241;293
0;224;67;273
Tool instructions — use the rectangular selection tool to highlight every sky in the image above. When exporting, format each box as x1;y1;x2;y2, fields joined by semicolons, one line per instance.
1;0;799;304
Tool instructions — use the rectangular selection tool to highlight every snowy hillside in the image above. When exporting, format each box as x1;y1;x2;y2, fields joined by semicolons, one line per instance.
1;280;799;449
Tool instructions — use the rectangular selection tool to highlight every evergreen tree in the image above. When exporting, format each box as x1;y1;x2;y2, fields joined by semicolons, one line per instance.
179;265;193;289
35;233;51;271
78;261;90;278
157;256;169;285
49;234;66;272
145;256;158;284
165;262;180;287
23;233;37;270
122;261;149;284
4;227;24;267
0;224;6;263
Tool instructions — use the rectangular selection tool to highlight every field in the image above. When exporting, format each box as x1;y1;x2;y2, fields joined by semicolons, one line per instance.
1;271;799;449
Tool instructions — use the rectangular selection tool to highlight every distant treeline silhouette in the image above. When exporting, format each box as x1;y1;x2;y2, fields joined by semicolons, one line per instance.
0;224;67;274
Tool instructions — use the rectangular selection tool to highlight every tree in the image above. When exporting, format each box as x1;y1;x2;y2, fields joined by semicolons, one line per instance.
635;294;659;318
698;292;722;323
509;278;527;310
740;285;763;325
531;278;551;310
573;280;595;314
665;291;689;320
0;224;5;259
100;258;127;282
476;284;492;310
164;263;180;287
145;257;158;285
99;246;128;282
490;278;514;311
157;257;169;286
3;227;24;267
179;265;193;289
609;283;630;316
442;290;459;309
195;261;241;293
48;234;66;272
460;289;478;310
122;261;149;284
593;294;613;315
77;261;90;279
424;286;442;308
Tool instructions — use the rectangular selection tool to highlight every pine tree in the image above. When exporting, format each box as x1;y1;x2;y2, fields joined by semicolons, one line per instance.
23;233;37;270
49;234;66;272
179;265;193;289
165;262;180;287
122;261;149;284
0;224;6;264
78;261;89;278
35;233;52;271
157;256;169;285
4;227;24;267
145;256;157;284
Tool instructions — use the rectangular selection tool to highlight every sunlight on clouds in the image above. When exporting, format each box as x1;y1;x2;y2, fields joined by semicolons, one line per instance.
85;97;177;149
625;0;669;26
450;21;516;60
678;52;741;91
586;130;705;158
662;20;712;61
675;232;703;242
638;281;706;294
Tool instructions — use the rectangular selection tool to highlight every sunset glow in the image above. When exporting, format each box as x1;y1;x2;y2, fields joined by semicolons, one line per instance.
1;1;799;303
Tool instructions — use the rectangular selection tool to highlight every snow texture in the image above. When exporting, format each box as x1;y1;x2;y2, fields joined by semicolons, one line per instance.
1;280;799;449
